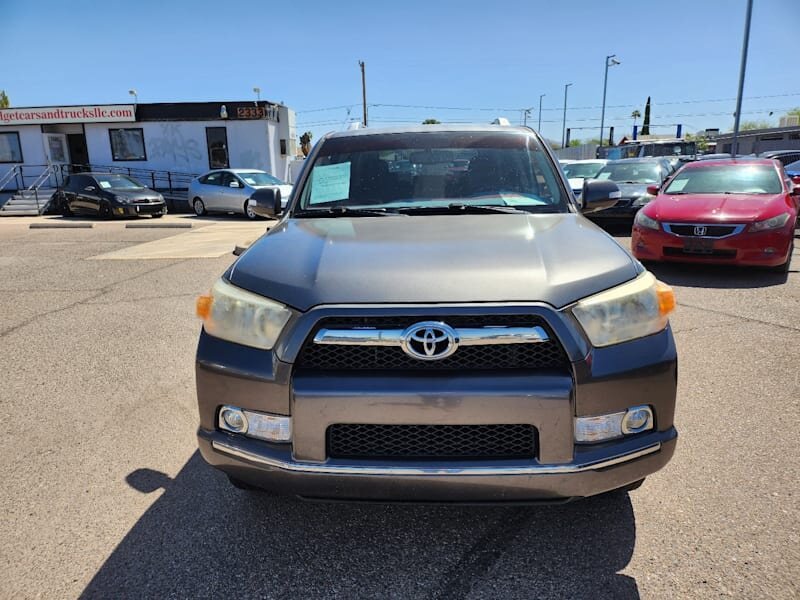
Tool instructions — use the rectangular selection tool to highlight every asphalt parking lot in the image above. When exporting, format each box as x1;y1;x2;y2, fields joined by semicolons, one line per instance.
0;217;798;599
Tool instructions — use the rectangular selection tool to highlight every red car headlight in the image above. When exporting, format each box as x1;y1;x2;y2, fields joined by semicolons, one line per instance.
749;213;791;232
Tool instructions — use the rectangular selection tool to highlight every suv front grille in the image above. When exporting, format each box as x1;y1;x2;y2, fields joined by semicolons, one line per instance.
327;423;537;460
295;315;569;371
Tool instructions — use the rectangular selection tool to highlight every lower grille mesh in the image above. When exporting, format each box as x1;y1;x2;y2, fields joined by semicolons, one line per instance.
327;423;537;460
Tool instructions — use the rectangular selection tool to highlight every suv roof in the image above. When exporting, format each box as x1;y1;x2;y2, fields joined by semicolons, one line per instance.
325;123;531;139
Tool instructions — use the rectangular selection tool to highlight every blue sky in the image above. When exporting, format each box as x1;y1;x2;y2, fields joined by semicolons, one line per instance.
1;0;797;144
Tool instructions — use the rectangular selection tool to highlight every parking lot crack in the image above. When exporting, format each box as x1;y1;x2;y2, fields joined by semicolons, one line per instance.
0;261;188;339
427;510;532;600
677;301;800;333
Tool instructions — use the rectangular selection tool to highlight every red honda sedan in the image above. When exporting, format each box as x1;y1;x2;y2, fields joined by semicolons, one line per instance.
632;159;798;272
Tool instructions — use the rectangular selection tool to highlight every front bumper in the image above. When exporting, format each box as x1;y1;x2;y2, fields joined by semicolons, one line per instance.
198;427;677;503
632;223;793;266
195;311;678;502
115;202;167;217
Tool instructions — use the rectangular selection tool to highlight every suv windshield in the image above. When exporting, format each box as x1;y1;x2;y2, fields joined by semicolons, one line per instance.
596;162;662;184
563;162;605;178
94;174;145;189
297;131;567;213
237;172;285;186
664;164;782;195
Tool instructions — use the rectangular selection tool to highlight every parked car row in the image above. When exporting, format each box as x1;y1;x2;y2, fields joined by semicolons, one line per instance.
54;169;293;220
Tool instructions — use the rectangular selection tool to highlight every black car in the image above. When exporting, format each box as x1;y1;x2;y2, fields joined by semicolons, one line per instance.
58;173;167;218
758;150;800;167
587;158;673;221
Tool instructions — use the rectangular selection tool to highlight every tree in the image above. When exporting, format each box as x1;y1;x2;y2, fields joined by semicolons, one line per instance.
739;120;772;131
569;139;582;147
299;131;313;157
631;110;641;129
422;118;441;125
0;90;9;108
641;98;651;136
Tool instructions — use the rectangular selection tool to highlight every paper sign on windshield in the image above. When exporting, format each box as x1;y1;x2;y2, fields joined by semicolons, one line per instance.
98;181;112;189
668;178;688;192
309;162;351;204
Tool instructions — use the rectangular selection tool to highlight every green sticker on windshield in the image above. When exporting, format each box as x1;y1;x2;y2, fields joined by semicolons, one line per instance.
309;162;351;204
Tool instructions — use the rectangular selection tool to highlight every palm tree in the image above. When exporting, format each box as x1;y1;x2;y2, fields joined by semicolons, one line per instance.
631;110;641;130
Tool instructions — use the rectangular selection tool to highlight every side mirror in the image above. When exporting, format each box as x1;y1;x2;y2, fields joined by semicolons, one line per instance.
581;179;621;214
229;181;241;188
248;188;282;218
646;184;660;196
791;175;800;186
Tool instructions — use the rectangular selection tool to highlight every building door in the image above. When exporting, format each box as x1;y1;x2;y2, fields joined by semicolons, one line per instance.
206;127;229;169
67;134;90;171
43;133;70;187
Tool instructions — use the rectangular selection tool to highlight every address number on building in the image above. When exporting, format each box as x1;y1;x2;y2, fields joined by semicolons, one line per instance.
235;106;279;121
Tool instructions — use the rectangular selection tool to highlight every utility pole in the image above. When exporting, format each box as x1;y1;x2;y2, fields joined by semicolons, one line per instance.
731;0;753;158
561;83;572;149
599;54;620;148
538;94;545;132
523;108;532;127
358;60;368;127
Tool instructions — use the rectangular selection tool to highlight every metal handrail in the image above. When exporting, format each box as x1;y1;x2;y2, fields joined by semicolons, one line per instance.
57;163;200;195
0;165;20;193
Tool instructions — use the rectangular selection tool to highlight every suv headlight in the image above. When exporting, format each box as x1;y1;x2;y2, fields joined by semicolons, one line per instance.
196;278;291;350
635;210;660;230
113;195;130;204
571;272;675;347
749;212;790;232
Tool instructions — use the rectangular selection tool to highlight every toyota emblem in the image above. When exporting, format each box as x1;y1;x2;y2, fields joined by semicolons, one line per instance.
693;225;707;236
401;321;458;360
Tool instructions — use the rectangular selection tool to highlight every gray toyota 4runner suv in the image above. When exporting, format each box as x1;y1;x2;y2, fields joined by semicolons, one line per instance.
195;124;678;503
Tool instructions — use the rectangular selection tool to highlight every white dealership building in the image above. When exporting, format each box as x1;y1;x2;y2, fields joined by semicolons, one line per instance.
0;100;297;189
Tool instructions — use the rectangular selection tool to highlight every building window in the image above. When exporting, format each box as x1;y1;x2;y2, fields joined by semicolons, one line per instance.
109;128;147;161
206;127;229;169
0;132;23;163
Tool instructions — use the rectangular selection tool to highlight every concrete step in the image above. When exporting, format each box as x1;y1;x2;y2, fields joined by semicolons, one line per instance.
0;209;39;216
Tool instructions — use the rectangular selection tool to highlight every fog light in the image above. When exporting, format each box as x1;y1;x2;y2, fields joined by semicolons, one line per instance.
217;405;291;443
219;407;247;433
575;411;625;443
575;405;654;443
622;405;654;434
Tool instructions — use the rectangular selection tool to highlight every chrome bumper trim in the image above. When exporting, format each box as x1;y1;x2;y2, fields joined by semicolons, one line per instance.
313;325;549;347
211;440;661;476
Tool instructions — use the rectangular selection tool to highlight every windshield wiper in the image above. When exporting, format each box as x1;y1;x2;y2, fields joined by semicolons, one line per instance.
293;207;403;218
394;203;534;215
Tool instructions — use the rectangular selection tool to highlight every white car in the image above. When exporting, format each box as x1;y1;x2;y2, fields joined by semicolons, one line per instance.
561;159;608;198
188;169;293;219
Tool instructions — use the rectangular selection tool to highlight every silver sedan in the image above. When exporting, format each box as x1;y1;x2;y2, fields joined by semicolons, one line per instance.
188;169;293;219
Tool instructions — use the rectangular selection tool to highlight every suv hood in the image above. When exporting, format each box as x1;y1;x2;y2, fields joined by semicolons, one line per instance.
229;214;639;311
651;193;780;222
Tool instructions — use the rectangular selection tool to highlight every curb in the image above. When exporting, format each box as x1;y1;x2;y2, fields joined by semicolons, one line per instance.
30;223;94;229
125;222;193;229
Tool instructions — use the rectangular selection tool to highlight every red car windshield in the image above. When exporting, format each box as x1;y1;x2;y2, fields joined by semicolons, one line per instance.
664;164;782;195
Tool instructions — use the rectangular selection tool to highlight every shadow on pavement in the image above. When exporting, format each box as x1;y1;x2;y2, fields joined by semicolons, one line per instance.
81;452;639;599
646;261;790;288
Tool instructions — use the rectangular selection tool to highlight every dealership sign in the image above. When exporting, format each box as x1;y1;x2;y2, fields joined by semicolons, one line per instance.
0;105;136;125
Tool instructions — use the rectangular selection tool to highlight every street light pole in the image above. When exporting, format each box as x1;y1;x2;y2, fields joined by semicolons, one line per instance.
358;60;368;127
538;94;545;132
561;83;572;149
599;54;620;148
731;0;753;158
